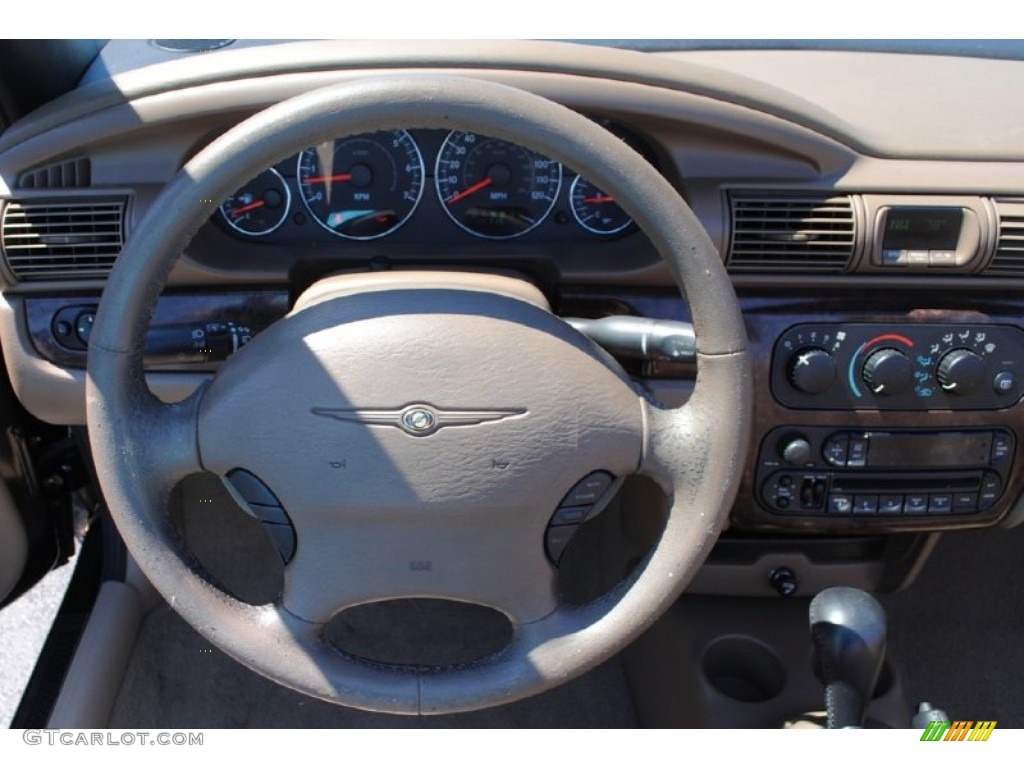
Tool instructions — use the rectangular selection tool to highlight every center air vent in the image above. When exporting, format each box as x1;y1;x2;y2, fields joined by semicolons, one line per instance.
728;194;857;274
1;197;125;280
988;199;1024;276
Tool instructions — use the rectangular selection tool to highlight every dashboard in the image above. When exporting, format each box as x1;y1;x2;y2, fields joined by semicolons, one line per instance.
4;39;1024;566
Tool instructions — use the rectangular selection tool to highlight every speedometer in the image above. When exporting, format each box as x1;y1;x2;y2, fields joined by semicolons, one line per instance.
435;131;561;239
296;130;424;240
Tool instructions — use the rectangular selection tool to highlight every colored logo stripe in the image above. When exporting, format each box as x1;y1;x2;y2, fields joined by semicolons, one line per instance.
920;720;996;742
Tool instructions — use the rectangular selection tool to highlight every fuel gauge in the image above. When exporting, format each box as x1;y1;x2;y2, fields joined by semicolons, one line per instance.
569;175;633;235
219;168;291;237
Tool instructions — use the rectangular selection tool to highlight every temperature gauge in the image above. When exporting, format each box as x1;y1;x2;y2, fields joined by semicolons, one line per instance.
219;168;291;237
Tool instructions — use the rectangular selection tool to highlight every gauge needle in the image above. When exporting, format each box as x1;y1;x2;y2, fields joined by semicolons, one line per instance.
583;195;615;204
446;177;493;205
306;173;353;184
229;200;266;217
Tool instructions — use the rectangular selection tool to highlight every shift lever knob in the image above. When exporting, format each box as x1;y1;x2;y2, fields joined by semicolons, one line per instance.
809;586;887;728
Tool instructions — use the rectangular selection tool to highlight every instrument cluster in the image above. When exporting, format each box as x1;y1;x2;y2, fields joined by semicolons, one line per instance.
215;126;653;244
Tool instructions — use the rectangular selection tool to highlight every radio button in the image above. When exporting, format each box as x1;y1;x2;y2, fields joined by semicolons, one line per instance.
904;494;929;515
953;492;978;512
979;473;1002;511
991;434;1012;465
823;435;849;467
853;495;878;514
927;494;953;514
847;438;868;468
878;495;904;514
827;494;853;515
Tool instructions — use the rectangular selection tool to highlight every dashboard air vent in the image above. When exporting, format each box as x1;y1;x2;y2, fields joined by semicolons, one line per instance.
728;194;856;274
988;200;1024;276
1;197;125;280
17;158;91;189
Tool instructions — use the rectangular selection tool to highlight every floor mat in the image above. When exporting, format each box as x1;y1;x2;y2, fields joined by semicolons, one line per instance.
108;605;637;729
881;525;1024;726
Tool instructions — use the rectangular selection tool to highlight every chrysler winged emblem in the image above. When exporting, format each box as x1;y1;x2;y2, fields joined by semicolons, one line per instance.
310;403;526;437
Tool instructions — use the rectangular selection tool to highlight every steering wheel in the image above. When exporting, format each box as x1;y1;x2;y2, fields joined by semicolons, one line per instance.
86;76;751;715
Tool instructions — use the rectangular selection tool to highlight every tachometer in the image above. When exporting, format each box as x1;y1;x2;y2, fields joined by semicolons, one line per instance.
219;168;291;237
297;130;424;240
435;131;561;239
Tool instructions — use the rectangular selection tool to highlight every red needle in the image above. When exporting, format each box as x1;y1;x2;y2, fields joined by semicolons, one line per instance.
583;195;614;204
446;177;493;205
229;200;266;217
305;173;353;184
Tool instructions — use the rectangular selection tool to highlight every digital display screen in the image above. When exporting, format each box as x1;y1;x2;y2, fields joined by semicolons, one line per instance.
867;432;991;468
882;207;963;250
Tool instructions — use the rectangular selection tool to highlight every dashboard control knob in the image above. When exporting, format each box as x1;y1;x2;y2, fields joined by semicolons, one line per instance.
937;348;986;395
787;348;836;394
862;347;912;395
780;436;812;466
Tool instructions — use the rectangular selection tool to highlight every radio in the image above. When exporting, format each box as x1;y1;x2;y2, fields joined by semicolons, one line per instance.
756;426;1014;519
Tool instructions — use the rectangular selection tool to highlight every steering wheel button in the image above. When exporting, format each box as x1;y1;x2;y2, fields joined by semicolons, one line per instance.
262;522;296;563
562;472;614;506
545;525;579;565
551;506;590;526
226;468;281;506
248;503;291;526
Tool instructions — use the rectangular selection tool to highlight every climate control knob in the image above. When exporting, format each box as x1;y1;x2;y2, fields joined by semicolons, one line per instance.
788;348;836;394
862;347;912;396
937;348;986;395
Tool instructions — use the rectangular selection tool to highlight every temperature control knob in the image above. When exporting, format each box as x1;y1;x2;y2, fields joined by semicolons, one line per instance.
862;347;912;396
788;348;836;394
937;348;986;395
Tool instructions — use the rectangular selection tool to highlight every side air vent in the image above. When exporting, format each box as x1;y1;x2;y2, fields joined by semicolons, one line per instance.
988;200;1024;276
16;158;91;189
1;197;125;280
728;194;857;273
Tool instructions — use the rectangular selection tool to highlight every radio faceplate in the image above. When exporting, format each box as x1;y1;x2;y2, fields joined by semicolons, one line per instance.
773;323;1024;410
756;426;1014;520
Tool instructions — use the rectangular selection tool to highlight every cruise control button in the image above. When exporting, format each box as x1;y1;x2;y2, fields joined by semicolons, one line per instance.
546;525;578;565
248;503;291;526
904;494;929;515
551;506;590;526
262;522;296;563
928;494;952;514
226;469;281;506
828;494;852;514
562;472;614;507
953;492;978;512
853;495;878;514
878;495;904;514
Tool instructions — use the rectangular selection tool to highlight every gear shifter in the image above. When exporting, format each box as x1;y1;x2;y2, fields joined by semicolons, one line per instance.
809;586;887;728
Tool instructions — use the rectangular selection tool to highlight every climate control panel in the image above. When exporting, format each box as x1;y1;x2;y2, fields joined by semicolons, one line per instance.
772;323;1024;410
